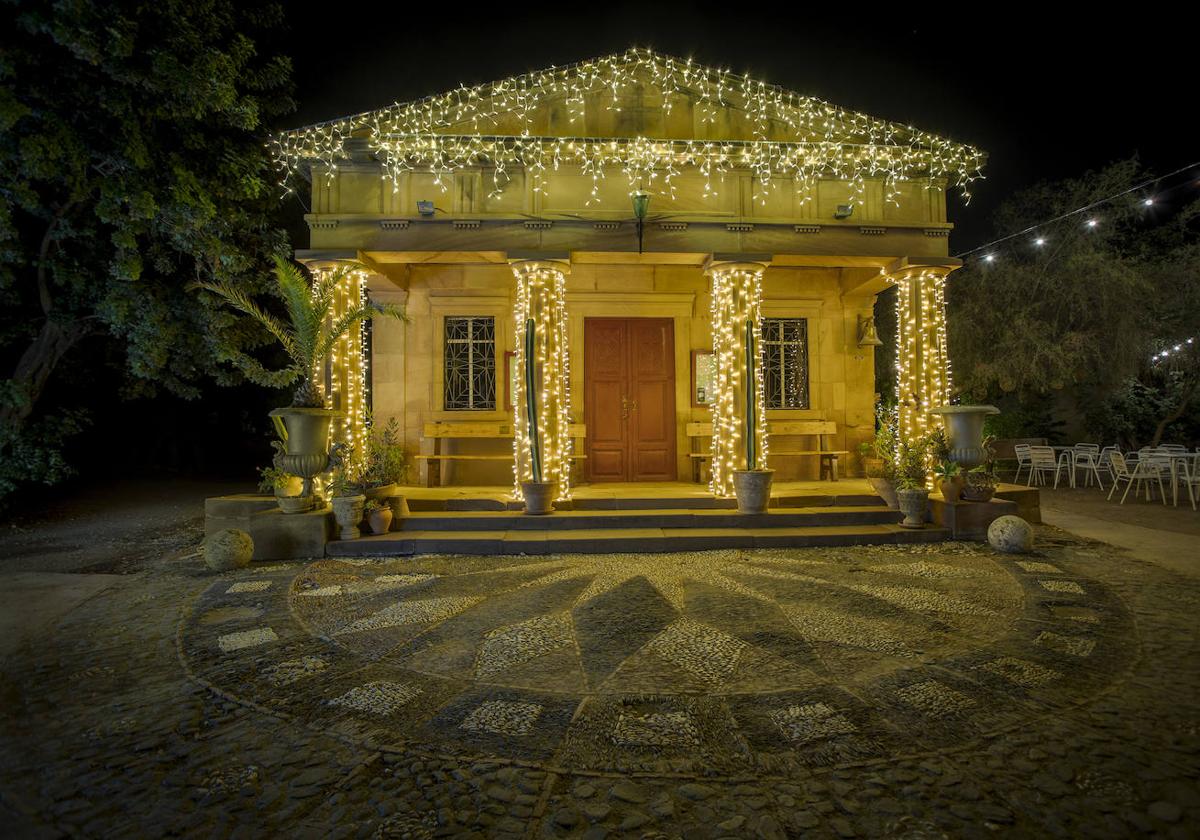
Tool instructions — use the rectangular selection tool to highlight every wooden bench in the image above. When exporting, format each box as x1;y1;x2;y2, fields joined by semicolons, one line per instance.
686;420;849;483
416;421;587;487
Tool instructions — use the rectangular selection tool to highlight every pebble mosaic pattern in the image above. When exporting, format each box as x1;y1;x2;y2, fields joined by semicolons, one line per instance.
216;627;277;652
894;680;977;717
328;682;422;716
172;540;1140;780
647;619;747;684
226;580;272;594
769;703;859;745
460;700;543;736
612;711;700;747
475;613;574;679
336;596;481;635
1039;579;1086;594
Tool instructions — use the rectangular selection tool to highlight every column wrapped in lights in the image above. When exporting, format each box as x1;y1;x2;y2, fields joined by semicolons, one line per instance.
510;260;573;501
892;267;954;443
706;261;769;497
308;260;370;472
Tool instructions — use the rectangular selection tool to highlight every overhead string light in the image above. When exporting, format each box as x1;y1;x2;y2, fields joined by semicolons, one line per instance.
270;47;985;206
1153;337;1196;364
957;161;1200;265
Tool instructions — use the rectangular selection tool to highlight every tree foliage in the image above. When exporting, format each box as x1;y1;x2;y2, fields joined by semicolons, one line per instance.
947;160;1200;440
0;0;294;495
192;258;406;407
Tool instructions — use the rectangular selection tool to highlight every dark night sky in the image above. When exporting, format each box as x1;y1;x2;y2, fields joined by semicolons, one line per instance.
282;4;1194;252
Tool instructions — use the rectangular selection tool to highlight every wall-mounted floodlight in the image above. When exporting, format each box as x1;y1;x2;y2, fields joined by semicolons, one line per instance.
834;205;854;219
416;200;435;216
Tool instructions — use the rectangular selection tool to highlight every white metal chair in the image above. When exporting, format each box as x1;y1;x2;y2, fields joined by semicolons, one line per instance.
1098;446;1118;480
1108;451;1167;505
1014;444;1033;485
1181;458;1200;511
1072;444;1105;490
1029;446;1069;488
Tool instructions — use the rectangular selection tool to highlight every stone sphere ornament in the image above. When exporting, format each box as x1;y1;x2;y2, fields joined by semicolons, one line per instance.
988;515;1034;554
204;529;254;571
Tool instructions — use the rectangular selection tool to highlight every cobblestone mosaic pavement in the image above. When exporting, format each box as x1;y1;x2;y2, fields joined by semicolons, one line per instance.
3;528;1200;837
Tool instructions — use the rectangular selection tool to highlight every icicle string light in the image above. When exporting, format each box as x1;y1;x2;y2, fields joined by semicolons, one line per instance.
707;262;769;497
511;261;573;501
272;48;984;205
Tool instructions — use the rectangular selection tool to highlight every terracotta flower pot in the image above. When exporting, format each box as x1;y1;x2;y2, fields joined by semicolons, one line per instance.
733;469;774;514
367;508;393;535
896;488;930;529
939;476;964;503
386;495;409;530
521;481;558;515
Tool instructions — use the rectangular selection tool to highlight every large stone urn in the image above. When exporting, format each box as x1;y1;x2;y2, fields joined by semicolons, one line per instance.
929;405;999;468
270;407;340;496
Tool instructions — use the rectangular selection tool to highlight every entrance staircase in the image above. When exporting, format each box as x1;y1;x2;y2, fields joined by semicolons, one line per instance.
326;489;949;557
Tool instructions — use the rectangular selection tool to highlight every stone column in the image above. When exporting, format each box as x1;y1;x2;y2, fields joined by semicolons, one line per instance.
887;262;956;443
704;259;769;497
300;258;370;469
510;259;573;500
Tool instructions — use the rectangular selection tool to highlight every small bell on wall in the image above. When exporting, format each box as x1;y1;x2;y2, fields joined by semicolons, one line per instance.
857;314;884;347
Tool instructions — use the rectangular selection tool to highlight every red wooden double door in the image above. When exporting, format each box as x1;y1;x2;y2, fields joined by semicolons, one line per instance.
584;318;677;482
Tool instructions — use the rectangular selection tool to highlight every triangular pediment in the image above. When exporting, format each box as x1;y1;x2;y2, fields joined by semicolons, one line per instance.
273;48;984;198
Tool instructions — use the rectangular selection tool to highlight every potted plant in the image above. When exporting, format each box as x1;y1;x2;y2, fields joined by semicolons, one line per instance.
864;405;900;510
933;460;964;503
327;467;366;540
191;256;405;497
258;465;312;514
520;318;558;515
360;415;410;522
363;499;393;535
895;436;931;529
962;436;1000;502
733;319;773;514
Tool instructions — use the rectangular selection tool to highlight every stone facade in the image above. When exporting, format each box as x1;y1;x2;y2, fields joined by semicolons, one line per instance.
291;57;965;485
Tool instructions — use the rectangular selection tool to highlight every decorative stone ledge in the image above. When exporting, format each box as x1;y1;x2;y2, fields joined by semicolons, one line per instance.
658;221;688;232
794;224;821;234
379;219;410;230
523;220;554;230
725;223;754;232
859;226;886;236
592;221;622;231
306;219;339;231
924;228;951;237
452;220;482;230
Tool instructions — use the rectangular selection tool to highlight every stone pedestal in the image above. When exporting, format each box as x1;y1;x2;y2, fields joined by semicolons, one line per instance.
204;495;333;561
930;496;1018;541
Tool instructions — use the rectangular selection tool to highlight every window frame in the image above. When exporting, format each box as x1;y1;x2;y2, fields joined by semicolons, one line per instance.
760;316;811;411
442;315;498;411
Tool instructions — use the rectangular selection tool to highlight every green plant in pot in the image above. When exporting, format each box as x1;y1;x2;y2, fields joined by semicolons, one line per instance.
360;415;411;522
363;498;393;535
864;405;900;510
258;464;311;514
895;436;931;529
933;460;964;503
962;435;1000;502
733;319;773;514
520;318;557;515
326;459;367;540
192;256;404;497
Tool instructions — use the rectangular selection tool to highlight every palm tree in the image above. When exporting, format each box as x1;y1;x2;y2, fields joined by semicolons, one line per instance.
193;256;404;407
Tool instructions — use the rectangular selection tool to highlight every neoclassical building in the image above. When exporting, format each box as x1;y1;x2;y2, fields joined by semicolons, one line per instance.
273;49;982;492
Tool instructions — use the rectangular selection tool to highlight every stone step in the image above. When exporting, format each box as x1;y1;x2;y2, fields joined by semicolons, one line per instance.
407;492;883;512
393;506;900;532
327;523;948;557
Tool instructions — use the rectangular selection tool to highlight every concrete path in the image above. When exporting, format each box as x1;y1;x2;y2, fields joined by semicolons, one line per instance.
1040;490;1200;580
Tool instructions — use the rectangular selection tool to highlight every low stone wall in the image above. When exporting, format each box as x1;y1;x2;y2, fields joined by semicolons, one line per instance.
205;495;332;561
